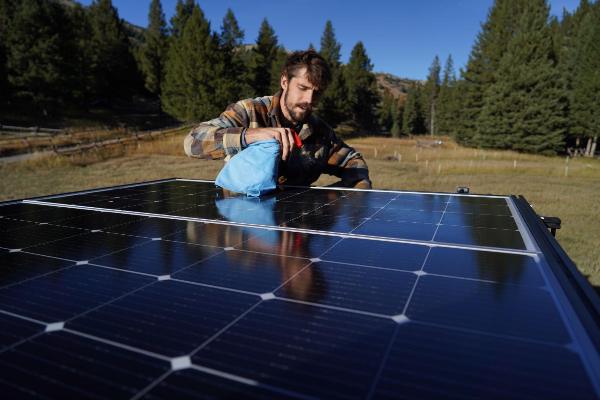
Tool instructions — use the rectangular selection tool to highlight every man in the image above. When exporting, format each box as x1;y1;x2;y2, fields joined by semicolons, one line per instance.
184;49;372;189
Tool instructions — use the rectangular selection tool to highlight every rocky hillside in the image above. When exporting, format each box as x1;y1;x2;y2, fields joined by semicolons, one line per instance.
375;73;417;101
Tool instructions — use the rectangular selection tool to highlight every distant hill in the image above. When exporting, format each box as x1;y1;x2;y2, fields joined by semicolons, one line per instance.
375;73;417;101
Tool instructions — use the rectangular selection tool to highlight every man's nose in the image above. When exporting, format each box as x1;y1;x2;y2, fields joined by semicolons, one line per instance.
302;90;315;105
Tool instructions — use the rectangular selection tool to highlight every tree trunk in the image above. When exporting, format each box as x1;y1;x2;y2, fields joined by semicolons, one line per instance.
590;135;598;157
585;137;593;157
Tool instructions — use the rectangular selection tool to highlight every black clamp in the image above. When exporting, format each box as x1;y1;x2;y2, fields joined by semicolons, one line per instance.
456;187;470;194
540;216;561;237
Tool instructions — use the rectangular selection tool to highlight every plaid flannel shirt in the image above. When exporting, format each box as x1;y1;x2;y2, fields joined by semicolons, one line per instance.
184;92;372;188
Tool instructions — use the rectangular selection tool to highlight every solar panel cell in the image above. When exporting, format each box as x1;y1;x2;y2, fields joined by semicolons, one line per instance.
405;275;570;344
275;261;417;315
173;250;312;293
68;280;259;357
424;247;544;286
434;225;526;249
321;238;429;271
91;240;221;276
0;265;154;321
27;231;152;261
0;251;74;288
0;332;169;399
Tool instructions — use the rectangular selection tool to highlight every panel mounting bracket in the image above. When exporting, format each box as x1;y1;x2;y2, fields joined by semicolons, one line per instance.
540;215;561;237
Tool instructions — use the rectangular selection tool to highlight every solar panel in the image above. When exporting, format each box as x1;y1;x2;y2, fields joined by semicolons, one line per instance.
1;178;599;399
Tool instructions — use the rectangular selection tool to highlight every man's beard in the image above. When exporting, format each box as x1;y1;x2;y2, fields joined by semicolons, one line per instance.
284;91;312;124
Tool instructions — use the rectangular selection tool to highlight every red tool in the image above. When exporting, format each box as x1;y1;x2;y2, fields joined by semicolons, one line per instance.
291;129;303;148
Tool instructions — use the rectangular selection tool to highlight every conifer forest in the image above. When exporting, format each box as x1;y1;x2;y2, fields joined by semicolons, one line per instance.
1;0;599;156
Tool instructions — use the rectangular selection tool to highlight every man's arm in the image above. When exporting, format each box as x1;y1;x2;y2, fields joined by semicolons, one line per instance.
324;133;372;189
183;101;249;160
184;100;297;160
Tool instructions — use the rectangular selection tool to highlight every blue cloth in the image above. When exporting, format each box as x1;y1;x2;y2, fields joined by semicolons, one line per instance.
215;139;280;197
215;196;280;245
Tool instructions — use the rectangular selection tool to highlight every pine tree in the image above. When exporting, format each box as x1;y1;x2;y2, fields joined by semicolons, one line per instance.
570;2;600;151
250;18;279;96
318;20;348;127
477;0;567;154
269;46;288;94
423;55;441;135
217;8;245;103
390;100;403;138
88;0;140;100
553;1;591;147
64;3;94;104
170;0;194;39
0;0;15;105
161;4;220;121
344;41;379;132
379;89;395;132
457;0;528;145
402;83;425;135
139;0;168;97
320;20;341;67
5;0;72;112
378;89;403;137
437;55;459;137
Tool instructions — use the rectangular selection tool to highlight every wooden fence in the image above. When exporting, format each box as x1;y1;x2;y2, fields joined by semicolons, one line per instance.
0;124;192;158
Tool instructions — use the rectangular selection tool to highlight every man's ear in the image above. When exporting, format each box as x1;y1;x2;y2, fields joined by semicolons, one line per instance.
280;74;288;91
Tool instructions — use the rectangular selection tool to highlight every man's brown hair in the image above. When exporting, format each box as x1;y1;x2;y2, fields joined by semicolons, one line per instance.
281;49;331;90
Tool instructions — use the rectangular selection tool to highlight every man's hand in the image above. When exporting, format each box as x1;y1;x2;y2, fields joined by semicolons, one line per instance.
245;128;296;160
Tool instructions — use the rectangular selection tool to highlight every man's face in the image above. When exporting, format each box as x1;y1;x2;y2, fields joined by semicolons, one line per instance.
281;67;321;124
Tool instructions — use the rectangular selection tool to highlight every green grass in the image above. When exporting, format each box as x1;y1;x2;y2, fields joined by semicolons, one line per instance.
1;133;599;288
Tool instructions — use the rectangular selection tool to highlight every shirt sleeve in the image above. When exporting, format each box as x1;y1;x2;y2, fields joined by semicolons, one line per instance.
183;101;250;160
323;131;372;189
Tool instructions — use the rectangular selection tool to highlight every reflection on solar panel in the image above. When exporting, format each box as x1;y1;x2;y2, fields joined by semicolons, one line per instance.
1;178;599;399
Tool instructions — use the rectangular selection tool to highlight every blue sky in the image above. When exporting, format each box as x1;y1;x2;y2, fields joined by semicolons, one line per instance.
79;0;580;80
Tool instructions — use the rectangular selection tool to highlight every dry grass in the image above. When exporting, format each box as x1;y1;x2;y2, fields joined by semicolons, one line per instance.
1;133;599;288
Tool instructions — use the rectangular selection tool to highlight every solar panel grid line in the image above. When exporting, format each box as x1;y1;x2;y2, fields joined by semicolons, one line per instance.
187;301;263;356
130;370;173;400
364;324;402;400
62;327;172;362
399;247;434;318
0;309;47;348
0;223;94;253
21;199;539;256
169;274;271;298
275;180;509;199
267;297;392;320
187;364;316;400
429;194;452;243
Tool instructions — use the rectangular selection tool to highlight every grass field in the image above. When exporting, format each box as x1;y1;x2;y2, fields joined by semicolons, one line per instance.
1;132;599;289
